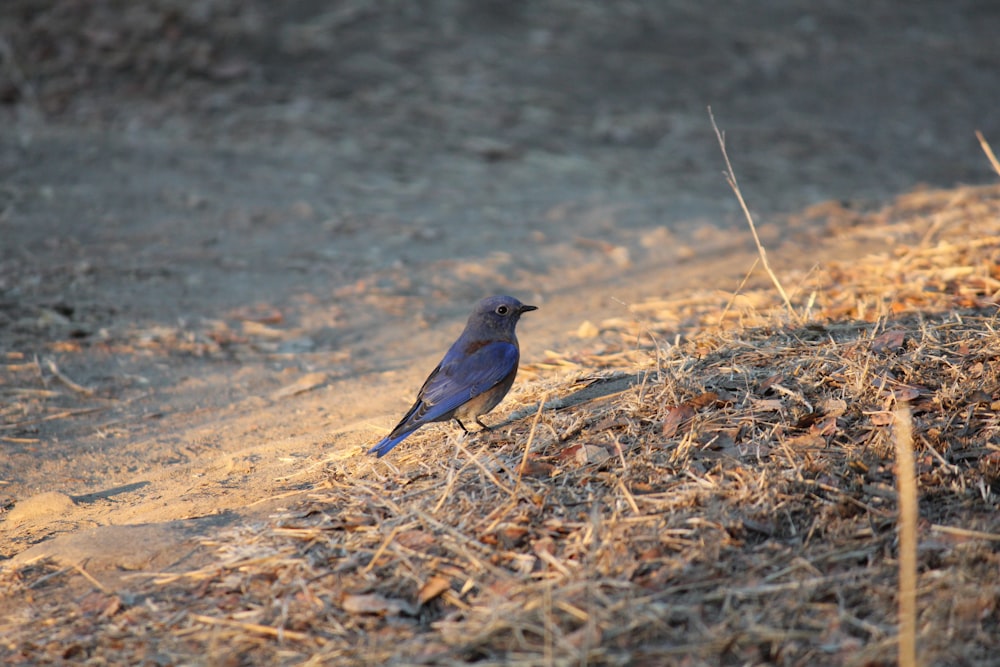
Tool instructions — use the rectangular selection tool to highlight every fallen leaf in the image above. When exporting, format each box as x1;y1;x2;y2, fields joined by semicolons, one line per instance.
751;398;785;412
497;524;530;543
341;593;416;616
784;433;825;448
820;398;848;418
532;536;557;557
519;458;555;477
417;576;451;605
707;432;739;455
557;444;584;461
759;373;784;392
811;416;839;436
662;404;695;437
593;415;629;431
575;444;611;466
688;391;719;408
795;411;823;429
395;529;436;551
968;389;992;404
871;329;905;352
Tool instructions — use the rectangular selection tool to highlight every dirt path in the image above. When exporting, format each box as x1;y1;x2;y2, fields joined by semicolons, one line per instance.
2;0;998;585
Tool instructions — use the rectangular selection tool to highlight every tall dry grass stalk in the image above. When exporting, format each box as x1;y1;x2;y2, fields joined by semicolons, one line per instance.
894;401;918;667
975;130;1000;178
708;107;803;324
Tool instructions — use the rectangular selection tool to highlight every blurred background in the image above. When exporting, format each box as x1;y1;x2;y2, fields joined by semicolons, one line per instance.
2;0;999;343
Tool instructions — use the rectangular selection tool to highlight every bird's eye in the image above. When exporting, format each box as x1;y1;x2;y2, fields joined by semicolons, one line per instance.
495;305;509;315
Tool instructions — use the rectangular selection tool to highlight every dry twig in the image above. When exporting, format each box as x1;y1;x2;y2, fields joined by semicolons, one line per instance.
708;107;802;324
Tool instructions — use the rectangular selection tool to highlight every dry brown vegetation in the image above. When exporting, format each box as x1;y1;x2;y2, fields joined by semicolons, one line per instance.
3;184;999;666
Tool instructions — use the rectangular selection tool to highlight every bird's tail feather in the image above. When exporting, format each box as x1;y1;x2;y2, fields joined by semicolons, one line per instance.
367;430;413;458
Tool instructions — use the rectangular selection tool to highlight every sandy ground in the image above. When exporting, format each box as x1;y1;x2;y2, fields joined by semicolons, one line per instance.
1;0;999;638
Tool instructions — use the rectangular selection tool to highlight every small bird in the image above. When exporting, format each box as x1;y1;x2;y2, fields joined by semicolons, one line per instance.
368;295;537;458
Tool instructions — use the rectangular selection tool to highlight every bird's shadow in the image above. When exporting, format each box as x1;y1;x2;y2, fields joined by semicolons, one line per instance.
503;370;653;425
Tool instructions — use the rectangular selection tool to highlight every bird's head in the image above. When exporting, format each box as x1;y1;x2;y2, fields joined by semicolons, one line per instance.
470;295;537;332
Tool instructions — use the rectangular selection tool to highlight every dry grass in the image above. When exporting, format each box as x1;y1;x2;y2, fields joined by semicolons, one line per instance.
3;183;1000;665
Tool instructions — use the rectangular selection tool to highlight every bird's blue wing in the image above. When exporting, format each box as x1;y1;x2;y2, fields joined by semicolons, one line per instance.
420;340;519;409
367;341;518;457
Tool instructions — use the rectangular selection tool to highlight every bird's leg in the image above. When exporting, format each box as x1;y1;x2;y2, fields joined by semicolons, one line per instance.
454;418;470;433
475;417;492;431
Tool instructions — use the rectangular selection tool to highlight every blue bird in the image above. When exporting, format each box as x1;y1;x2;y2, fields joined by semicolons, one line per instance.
368;295;537;458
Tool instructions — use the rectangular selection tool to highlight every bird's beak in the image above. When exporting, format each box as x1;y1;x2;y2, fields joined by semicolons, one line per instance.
520;304;538;313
